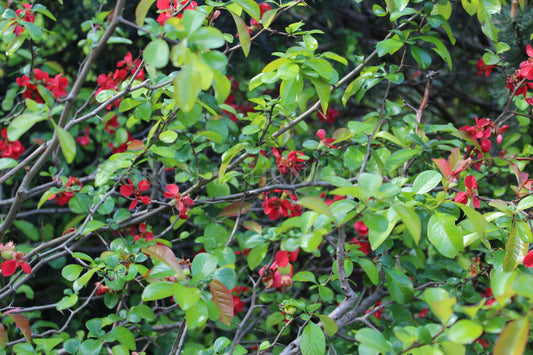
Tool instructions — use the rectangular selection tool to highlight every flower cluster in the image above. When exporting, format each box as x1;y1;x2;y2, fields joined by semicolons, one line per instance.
49;176;82;206
16;68;69;103
459;117;508;169
133;223;155;243
350;220;370;255
455;175;481;209
164;184;194;219
506;45;533;105
0;242;31;277
366;300;383;320
475;58;497;77
120;179;151;210
259;249;298;290
272;148;306;175
9;3;34;36
156;0;198;26
261;191;302;220
0;128;25;159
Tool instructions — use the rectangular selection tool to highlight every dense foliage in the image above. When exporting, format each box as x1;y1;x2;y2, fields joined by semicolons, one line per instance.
1;0;533;354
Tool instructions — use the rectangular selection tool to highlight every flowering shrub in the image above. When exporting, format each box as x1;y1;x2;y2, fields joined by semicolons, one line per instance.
1;1;533;354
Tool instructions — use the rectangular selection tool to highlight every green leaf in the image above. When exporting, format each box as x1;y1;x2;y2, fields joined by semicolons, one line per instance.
247;243;268;270
182;9;206;35
56;294;78;311
305;59;334;81
114;327;135;350
34;338;62;354
7;113;47;141
185;300;209;329
78;338;103;355
357;258;379;285
82;220;106;235
418;35;453;70
494;317;530;355
300;322;325;355
174;64;201;113
423;288;456;325
427;213;459;258
448;319;483;344
376;38;404;57
359;172;382;198
135;0;156;26
230;11;251;57
280;75;303;108
73;268;98;292
292;271;317;283
23;21;42;41
391;204;421;244
144;39;169;68
365;212;392;250
384;268;413;304
412;170;442;194
213;267;237;290
310;77;331;114
62;264;84;281
173;283;201;310
461;0;479;15
55;124;76;164
298;196;335;223
503;225;528;272
192;252;218;277
210;279;234;326
355;328;391;353
142;281;174;301
233;0;260;20
0;158;18;170
13;220;40;241
318;315;338;337
517;195;533;211
454;202;489;238
190;27;225;50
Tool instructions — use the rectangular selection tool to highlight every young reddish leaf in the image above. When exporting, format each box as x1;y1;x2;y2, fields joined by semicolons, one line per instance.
0;323;5;349
242;220;262;234
7;313;31;344
218;201;252;217
141;245;183;276
209;279;234;326
127;139;145;151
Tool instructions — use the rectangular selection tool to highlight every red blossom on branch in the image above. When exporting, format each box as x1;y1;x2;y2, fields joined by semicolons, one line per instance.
0;242;31;277
455;175;481;209
164;184;194;219
475;58;497;77
10;3;34;36
318;108;339;124
272;148;306;175
156;0;198;26
0;128;25;159
16;68;69;103
120;179;151;210
76;126;91;146
316;129;338;149
354;220;369;238
48;176;82;206
133;223;155;243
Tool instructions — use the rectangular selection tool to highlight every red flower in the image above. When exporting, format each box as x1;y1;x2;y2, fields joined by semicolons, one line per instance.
523;250;533;267
233;295;245;314
134;223;154;243
48;176;82;206
316;129;338;149
109;131;134;154
156;0;198;26
455;175;481;209
520;45;533;80
1;251;31;277
10;3;34;36
117;52;145;81
419;308;428;318
319;192;345;206
366;300;383;320
250;2;273;28
120;179;151;210
259;263;293;290
95;282;112;296
274;249;299;268
262;195;292;220
318;108;339;124
350;238;370;255
475;58;496;77
0;129;25;159
354;221;369;238
76;126;91;146
16;68;69;102
272;148;306;175
50;74;69;98
164;184;194;219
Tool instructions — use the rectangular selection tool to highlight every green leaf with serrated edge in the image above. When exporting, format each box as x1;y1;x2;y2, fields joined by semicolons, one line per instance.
210;279;234;326
73;268;97;292
355;328;391;353
391;204;421;244
494;317;530;355
144;39;169;68
135;0;156;26
142;281;174;301
448;319;483;344
141;245;183;274
517;195;533;210
229;11;251;57
82;220;106;235
62;264;84;281
55;124;76;163
310;77;330;114
219;142;246;182
174;64;201;113
7;113;46;141
7;314;31;344
384;268;413;304
173;283;200;310
298;196;335;222
357;258;379;285
412;170;442;194
318;315;338;337
247;243;268;270
292;271;317;283
233;0;260;20
56;294;78;311
503;225;528;272
300;322;325;355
